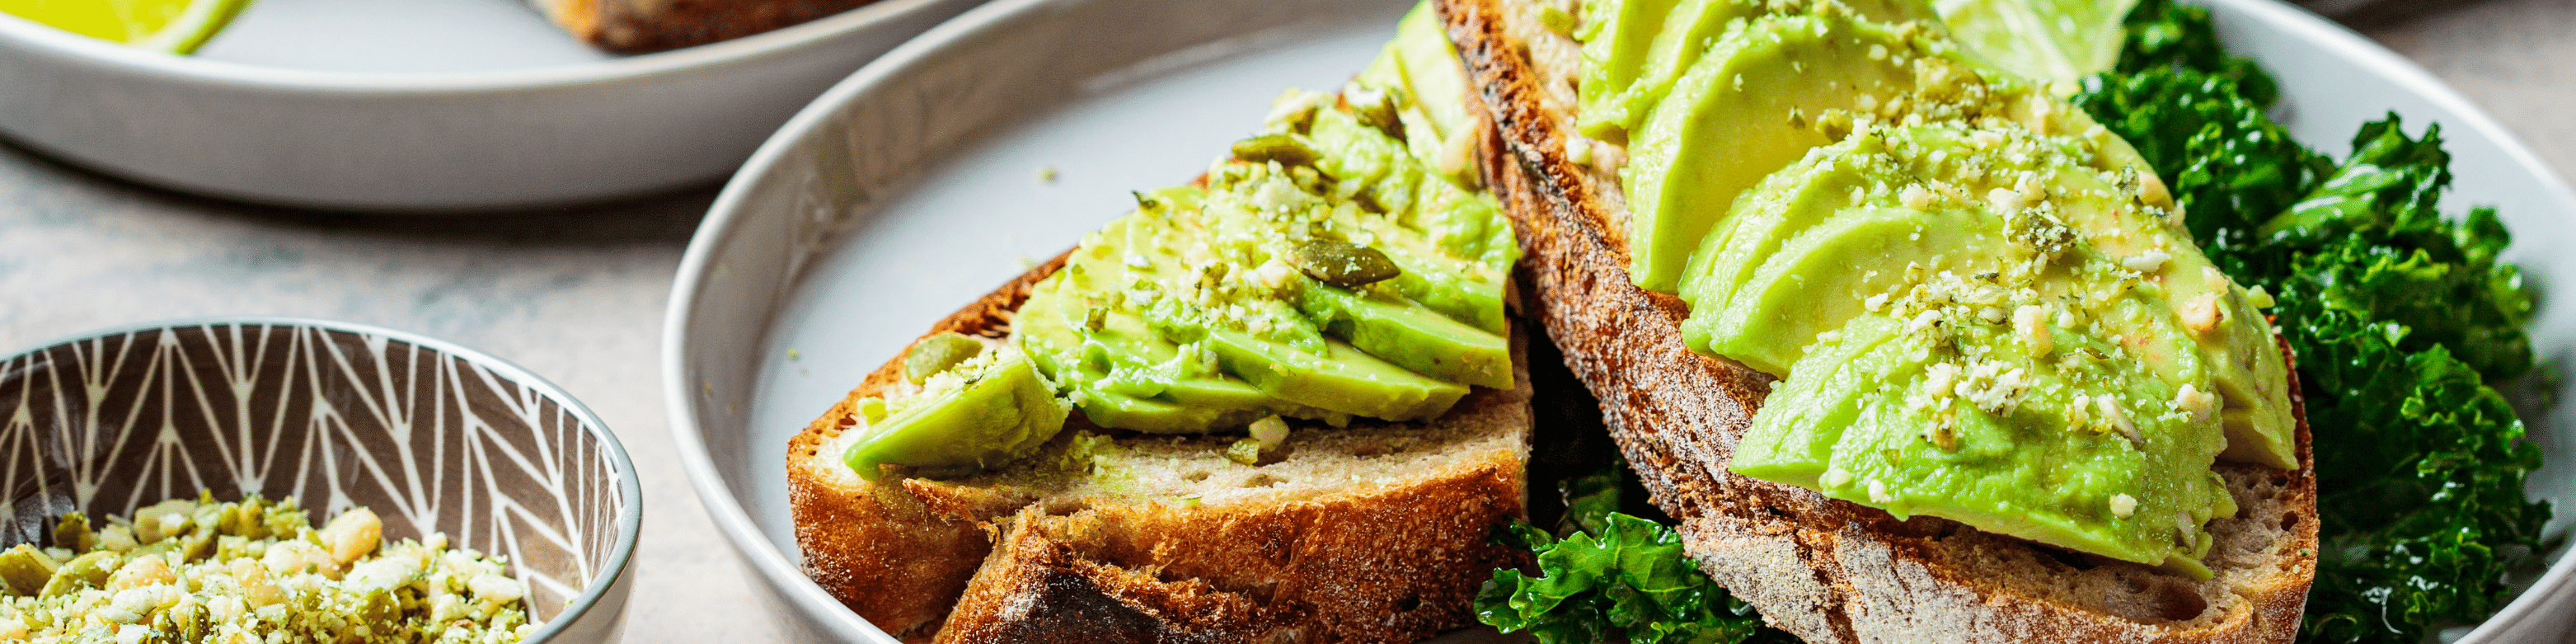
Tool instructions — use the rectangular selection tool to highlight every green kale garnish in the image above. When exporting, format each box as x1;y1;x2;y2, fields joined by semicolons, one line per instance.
2253;119;2536;379
2292;327;2549;642
1476;514;1777;644
2246;118;2552;644
2077;8;2554;642
2109;0;2279;105
1480;444;1795;644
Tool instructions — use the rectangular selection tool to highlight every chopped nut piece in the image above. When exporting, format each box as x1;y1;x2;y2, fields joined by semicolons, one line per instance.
2110;493;2139;518
2013;304;2053;355
1249;415;1291;451
2180;293;2225;334
320;506;384;565
1901;184;1933;210
2121;251;2170;273
2138;172;2174;210
2175;383;2218;423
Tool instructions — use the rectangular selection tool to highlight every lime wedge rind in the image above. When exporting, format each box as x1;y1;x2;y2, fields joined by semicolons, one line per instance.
1;0;253;55
137;0;250;54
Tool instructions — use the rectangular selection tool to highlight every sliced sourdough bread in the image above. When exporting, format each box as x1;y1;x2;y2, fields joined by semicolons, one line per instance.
1434;0;2322;642
786;253;1537;643
530;0;882;52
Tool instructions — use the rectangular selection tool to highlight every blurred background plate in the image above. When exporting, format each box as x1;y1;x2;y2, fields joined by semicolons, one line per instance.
665;0;2576;642
0;0;982;212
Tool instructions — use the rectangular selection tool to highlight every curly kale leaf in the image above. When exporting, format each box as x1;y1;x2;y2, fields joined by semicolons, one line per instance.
2072;68;2328;256
2240;117;2549;644
1480;466;1795;644
1476;515;1774;644
2111;0;2279;105
2251;117;2536;379
2088;8;2552;640
2283;313;2550;642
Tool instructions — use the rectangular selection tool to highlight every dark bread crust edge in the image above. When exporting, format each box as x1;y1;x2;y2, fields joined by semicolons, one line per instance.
787;249;1533;643
1436;0;2321;642
560;0;889;53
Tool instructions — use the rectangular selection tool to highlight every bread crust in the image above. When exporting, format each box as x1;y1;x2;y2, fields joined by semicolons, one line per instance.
787;250;1533;643
1435;0;2321;641
785;252;1067;639
536;0;887;53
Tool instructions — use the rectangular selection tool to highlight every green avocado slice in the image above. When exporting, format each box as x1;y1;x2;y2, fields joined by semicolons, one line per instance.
1584;0;1947;139
1699;121;2288;571
1727;313;1918;488
1022;221;1320;432
841;344;1071;481
1675;134;1893;358
1621;13;1949;293
1695;204;2015;376
1576;0;1687;143
1293;281;1513;389
1361;3;1478;166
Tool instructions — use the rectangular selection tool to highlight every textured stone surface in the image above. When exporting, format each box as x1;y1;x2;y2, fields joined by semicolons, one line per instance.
0;143;776;642
0;3;2567;642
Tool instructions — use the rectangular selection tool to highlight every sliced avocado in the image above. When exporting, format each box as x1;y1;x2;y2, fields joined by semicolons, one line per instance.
1293;280;1513;388
1697;204;2015;375
1576;0;1687;142
1707;120;2287;571
998;34;1518;440
1674;134;1893;358
1584;0;1947;139
1020;223;1300;432
905;332;985;384
1728;313;1917;487
1770;310;2234;573
842;344;1071;481
1199;329;1468;421
1622;13;1951;293
1359;2;1477;164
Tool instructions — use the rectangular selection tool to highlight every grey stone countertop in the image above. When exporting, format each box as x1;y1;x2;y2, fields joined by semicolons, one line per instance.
1;1;2570;642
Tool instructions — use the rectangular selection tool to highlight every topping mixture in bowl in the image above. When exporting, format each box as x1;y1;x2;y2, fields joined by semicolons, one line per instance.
0;494;537;644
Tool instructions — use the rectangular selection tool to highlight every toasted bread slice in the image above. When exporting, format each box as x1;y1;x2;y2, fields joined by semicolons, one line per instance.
1433;0;2322;642
787;252;1537;643
531;0;881;53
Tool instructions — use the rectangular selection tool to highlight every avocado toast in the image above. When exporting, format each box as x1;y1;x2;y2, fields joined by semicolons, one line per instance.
784;8;1541;642
1437;0;2320;641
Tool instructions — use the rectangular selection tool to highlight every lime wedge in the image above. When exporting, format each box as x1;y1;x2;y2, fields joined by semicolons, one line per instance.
1936;0;2138;92
0;0;252;54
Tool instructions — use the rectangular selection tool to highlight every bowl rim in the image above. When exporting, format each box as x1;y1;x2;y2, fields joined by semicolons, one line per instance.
0;0;960;93
7;316;645;642
661;0;2576;642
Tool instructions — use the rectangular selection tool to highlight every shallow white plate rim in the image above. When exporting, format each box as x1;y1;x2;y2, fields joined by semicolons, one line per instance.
665;0;1067;638
664;0;2576;641
0;0;955;92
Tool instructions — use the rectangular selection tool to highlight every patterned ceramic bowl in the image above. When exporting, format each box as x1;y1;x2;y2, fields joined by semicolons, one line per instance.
0;317;639;642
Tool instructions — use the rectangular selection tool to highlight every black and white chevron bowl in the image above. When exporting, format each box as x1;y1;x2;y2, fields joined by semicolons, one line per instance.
0;317;639;643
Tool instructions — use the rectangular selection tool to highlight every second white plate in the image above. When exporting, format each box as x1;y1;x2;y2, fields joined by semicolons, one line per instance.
668;0;2576;641
0;0;982;211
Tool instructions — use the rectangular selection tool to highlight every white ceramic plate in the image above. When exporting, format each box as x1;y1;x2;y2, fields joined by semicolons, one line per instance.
664;0;2576;641
0;0;983;211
